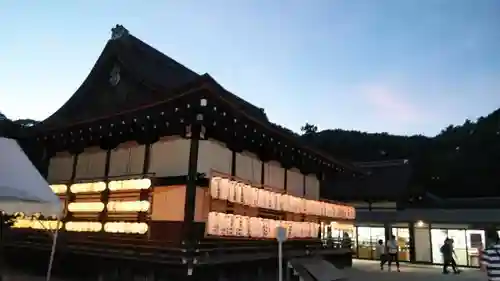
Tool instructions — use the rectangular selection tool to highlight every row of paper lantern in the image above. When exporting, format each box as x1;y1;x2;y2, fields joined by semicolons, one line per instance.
210;177;355;219
12;219;148;234
67;201;150;212
206;212;320;239
50;179;151;195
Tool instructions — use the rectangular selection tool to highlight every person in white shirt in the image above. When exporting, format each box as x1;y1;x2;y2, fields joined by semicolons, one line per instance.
386;235;400;272
375;239;387;270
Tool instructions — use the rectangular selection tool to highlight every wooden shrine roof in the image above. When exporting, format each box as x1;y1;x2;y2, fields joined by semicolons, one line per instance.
40;25;268;129
31;25;363;175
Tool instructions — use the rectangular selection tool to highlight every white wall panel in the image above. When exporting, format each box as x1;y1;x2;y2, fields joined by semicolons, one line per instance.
87;149;106;179
305;174;320;200
150;137;190;177
47;153;74;183
129;145;145;174
109;146;129;177
75;153;90;179
197;139;232;176
108;143;145;177
286;168;304;197
264;161;284;190
235;151;261;184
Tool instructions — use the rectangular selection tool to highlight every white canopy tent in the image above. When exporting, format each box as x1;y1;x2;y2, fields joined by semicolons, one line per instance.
0;137;63;281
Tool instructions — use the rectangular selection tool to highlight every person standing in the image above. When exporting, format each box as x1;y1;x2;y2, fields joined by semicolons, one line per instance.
386;235;400;272
375;239;387;270
481;230;500;281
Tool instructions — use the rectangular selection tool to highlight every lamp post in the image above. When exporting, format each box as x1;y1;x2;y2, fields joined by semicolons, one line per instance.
276;226;287;281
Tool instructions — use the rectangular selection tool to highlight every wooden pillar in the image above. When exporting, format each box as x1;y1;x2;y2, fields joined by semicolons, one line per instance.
183;123;201;242
65;152;79;222
99;150;111;225
182;123;201;280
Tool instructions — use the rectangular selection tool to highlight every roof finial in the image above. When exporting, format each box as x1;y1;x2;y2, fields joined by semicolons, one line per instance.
111;24;129;40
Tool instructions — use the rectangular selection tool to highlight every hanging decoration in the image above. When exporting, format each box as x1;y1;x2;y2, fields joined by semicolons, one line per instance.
68;202;105;212
108;178;151;191
104;222;149;234
50;184;67;195
12;219;62;230
70;182;106;194
210;176;356;220
65;221;102;232
206;211;320;239
107;200;150;212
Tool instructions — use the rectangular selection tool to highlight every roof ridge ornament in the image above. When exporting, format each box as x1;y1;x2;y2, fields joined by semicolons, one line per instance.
109;65;121;86
110;24;129;40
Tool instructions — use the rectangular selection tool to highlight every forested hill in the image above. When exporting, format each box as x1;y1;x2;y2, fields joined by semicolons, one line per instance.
300;108;500;198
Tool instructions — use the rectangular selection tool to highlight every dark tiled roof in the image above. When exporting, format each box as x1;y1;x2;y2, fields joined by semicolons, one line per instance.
322;159;412;201
35;25;361;173
40;25;273;130
41;31;201;129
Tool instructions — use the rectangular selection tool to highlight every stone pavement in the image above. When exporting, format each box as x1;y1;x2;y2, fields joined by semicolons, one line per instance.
347;260;484;281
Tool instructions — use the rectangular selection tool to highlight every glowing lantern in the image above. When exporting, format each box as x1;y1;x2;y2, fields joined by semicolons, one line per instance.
219;178;229;201
234;182;244;204
210;177;222;199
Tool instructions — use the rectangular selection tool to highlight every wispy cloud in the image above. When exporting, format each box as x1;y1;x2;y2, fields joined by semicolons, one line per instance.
360;83;424;124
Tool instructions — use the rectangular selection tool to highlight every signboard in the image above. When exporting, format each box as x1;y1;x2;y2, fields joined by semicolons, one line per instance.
276;226;288;243
470;233;483;249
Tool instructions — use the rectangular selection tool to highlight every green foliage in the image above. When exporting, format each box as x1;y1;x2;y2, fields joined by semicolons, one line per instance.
0;213;19;229
300;109;500;198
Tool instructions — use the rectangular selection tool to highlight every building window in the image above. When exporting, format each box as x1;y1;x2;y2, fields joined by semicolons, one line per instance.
356;226;385;259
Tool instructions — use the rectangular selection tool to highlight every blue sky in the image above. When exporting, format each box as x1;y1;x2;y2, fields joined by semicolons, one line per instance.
1;0;499;136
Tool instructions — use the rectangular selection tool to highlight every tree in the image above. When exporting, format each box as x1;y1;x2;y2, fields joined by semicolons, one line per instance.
304;108;500;198
301;123;318;135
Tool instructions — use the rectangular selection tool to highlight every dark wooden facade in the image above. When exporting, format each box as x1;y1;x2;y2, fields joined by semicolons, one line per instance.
9;25;360;280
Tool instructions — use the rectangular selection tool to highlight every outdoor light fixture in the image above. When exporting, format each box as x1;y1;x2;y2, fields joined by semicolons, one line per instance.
106;200;150;212
103;222;148;234
65;221;102;232
108;178;151;191
67;202;105;212
70;182;106;194
50;184;67;194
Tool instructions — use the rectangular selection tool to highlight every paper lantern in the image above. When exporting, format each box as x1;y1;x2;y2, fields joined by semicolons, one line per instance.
265;190;273;209
234;182;244;204
233;215;242;237
104;222;148;234
207;212;219;235
219;178;230;201
226;214;235;236
248;217;260;238
241;215;250;237
256;189;266;209
227;180;235;203
262;219;270;238
250;186;259;207
210;177;222;199
242;185;252;206
274;193;282;211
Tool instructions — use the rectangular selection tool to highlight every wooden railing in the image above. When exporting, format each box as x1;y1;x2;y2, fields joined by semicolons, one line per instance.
6;229;349;265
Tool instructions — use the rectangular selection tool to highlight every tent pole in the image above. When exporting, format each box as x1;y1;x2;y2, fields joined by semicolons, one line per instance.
45;221;60;281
